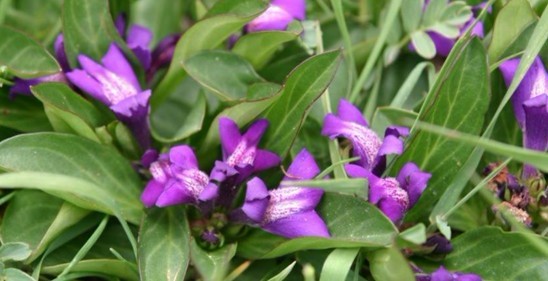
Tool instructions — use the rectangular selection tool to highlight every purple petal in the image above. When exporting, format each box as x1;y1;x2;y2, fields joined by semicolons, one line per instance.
246;5;295;32
101;44;141;92
344;164;375;181
140;180;164;207
378;126;409;156
253;149;281;172
219;117;242;156
242;118;269;146
199;182;219;201
242;177;270;222
10;73;68;96
127;25;152;69
267;186;324;218
110;90;151;148
155;181;195;207
378;197;407;223
522;95;548;178
424;234;453;254
431;266;454;281
397;162;431;206
66;69;109;104
263;210;329;238
114;14;126;36
284;148;320;180
337;99;368;126
54;34;70;71
209;160;238;182
148;34;180;81
169;145;199;170
141;149;159;168
429;32;455;57
272;0;306;20
322;114;382;170
500;57;548;129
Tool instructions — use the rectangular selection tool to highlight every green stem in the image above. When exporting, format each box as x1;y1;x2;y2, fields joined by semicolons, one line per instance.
331;0;357;87
315;21;347;179
349;0;403;103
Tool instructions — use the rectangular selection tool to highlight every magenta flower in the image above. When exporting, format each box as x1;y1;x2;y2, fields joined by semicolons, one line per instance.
140;145;210;207
416;266;482;281
238;149;329;238
147;34;180;81
345;162;431;223
322;99;409;175
10;34;69;96
499;57;548;178
66;44;151;148
114;15;152;69
218;117;280;180
246;0;306;32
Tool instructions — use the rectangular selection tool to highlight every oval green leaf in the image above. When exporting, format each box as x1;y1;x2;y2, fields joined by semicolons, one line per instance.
138;207;191;281
262;50;343;158
0;26;60;78
0;133;143;223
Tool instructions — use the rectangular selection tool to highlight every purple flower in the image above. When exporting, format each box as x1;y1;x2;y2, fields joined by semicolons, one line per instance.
140;145;210;207
416;266;482;281
499;57;548;178
345;162;431;223
218;117;280;180
10;34;69;96
246;0;306;32
66;44;152;148
322;99;409;175
115;15;152;69
238;149;329;238
147;34;180;81
424;234;453;255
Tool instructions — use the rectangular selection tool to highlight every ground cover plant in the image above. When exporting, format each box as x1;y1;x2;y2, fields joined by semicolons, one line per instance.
0;0;547;280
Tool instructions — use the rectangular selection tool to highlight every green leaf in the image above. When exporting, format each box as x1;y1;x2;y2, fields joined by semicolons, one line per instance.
262;50;342;157
183;50;265;101
0;89;52;132
42;260;138;281
445;227;548;280
368;246;415;281
3;0;63;44
3;268;35;281
0;26;60;78
410;31;436;59
62;0;126;67
488;0;537;64
130;0;184;46
0;242;31;262
150;82;206;143
152;0;267;106
0;133;143;223
411;121;548;173
394;38;490;222
190;241;236;281
138;207;191;281
401;0;423;33
319;248;359;281
398;223;426;245
232;26;303;69
266;261;296;281
0;191;89;262
237;193;397;259
32;83;112;141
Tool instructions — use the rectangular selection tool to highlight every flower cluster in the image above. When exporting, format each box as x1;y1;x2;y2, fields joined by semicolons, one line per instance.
140;117;330;241
322;99;431;223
